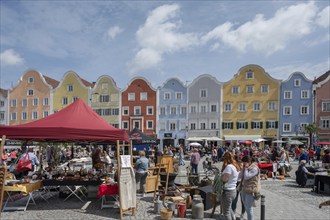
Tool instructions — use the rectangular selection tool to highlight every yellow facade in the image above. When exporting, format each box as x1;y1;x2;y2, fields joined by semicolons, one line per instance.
53;71;91;112
90;75;121;128
222;65;280;140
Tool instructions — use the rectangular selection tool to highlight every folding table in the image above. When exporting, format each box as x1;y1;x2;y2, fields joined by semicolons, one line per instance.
97;183;119;209
3;180;43;211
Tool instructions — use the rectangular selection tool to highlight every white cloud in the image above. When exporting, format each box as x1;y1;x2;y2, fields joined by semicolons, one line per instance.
202;2;319;55
128;4;199;74
268;60;330;81
106;26;123;39
315;6;330;28
0;49;24;66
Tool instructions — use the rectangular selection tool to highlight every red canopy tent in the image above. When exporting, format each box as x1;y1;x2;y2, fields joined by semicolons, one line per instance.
0;99;129;143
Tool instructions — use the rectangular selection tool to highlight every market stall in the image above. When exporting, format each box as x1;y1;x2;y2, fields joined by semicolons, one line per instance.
129;128;158;152
0;99;130;215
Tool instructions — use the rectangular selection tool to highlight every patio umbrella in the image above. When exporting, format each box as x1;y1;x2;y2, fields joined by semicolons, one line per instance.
253;138;267;143
272;140;286;143
188;142;202;147
288;140;304;145
239;140;252;145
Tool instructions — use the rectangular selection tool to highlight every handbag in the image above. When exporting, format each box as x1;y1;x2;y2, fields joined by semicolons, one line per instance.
16;153;32;173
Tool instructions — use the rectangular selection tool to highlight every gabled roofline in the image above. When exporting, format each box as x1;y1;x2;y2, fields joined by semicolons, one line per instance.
121;76;157;92
11;69;56;91
282;71;313;83
54;70;93;91
188;74;222;88
91;75;121;93
158;77;186;89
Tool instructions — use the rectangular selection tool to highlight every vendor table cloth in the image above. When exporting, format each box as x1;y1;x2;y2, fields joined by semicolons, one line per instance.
97;183;118;198
258;163;273;172
3;180;43;211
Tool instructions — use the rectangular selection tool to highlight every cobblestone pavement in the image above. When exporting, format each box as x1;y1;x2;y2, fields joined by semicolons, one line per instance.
1;160;329;220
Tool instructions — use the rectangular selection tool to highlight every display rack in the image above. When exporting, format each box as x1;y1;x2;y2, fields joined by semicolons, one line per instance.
116;140;135;220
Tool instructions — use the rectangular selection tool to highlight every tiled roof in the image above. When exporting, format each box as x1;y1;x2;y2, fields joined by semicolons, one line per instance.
79;76;93;88
0;88;8;98
43;75;60;88
313;70;330;84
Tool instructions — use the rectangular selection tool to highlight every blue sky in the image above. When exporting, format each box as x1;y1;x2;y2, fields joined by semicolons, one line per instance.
1;1;329;90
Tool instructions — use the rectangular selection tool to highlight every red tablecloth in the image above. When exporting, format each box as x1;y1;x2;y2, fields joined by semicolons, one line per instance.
97;184;119;198
258;163;273;172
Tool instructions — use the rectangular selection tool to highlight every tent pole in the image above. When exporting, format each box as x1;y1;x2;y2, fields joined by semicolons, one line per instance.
0;135;6;166
117;140;123;220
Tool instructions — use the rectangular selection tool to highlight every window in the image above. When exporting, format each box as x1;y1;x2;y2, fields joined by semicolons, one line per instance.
22;99;27;107
211;122;216;129
133;120;140;129
170;123;176;130
246;85;254;94
253;102;261;111
11;99;17;107
320;118;330;128
200;105;206;113
160;107;165;115
200;123;206;129
283;106;292;115
112;123;119;128
232;86;240;94
21;112;27;120
268;101;277;111
122;107;129;115
190;123;196;130
200;89;207;98
237;121;248;129
67;84;73;92
0;101;4;107
100;95;110;102
261;84;269;93
32;98;38;106
164;92;171;100
176;92;182;100
211;105;217;112
181;107;187;115
246;71;254;79
170;107;176;115
222;122;233;129
238;103;246;112
190;106;196;113
72;97;78;102
27;89;34;96
11;112;17;120
122;121;129;130
283;123;291;132
322;101;330;112
301;90;309;99
28;77;34;83
62;97;68;105
140;92;147;101
43;98;49;106
224;103;232;112
134;106;141;115
43;111;49;118
251;121;263;129
32;111;38;119
300;106;309;115
284;91;292;99
159;122;165;130
112;108;119;115
0;111;4;120
294;79;301;87
147;120;153;129
266;121;278;129
147;106;153;115
128;93;135;101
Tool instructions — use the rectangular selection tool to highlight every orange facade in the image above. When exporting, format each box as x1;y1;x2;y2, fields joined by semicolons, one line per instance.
121;77;157;137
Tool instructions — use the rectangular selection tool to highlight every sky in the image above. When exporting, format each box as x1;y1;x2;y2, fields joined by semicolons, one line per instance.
0;1;329;90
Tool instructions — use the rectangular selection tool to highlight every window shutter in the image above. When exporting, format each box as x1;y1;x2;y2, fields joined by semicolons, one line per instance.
260;122;263;129
266;121;269;129
245;122;248;129
251;122;254;129
275;121;278;128
231;122;234;129
222;123;225;129
236;122;239;129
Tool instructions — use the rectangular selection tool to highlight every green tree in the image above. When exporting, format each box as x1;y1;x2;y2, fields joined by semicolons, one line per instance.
304;124;318;146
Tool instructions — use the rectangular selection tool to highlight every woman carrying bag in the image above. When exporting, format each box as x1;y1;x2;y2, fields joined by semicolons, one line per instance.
238;156;261;220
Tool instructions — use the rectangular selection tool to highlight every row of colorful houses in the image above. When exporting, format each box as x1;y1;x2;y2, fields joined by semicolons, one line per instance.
0;64;329;148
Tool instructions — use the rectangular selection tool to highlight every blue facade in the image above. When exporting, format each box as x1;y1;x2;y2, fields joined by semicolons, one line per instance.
279;72;313;142
157;78;188;149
